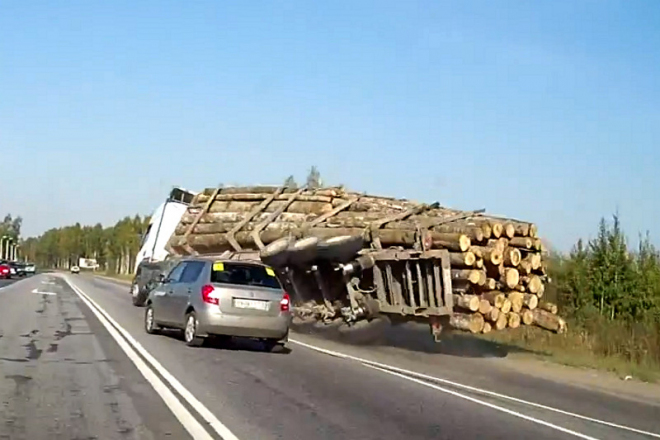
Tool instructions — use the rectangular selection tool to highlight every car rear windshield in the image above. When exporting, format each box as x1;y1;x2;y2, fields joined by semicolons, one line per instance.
210;262;281;289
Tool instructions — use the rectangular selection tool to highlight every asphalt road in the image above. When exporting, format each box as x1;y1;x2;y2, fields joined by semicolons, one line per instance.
1;274;659;440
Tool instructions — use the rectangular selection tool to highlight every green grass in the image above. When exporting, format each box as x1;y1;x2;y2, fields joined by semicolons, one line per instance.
479;322;660;383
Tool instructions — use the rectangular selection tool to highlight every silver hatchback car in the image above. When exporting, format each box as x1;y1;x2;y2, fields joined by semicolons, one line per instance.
144;257;292;350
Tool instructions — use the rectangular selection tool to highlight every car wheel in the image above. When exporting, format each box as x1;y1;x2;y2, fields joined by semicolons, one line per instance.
144;305;160;334
131;283;148;307
184;312;204;347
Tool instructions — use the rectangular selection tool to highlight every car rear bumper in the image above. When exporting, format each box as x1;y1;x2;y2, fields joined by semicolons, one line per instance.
198;311;291;340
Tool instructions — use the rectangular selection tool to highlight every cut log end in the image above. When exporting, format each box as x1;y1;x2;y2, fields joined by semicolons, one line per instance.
521;309;534;325
501;268;520;289
482;322;492;334
450;313;484;334
453;294;480;312
507;312;521;329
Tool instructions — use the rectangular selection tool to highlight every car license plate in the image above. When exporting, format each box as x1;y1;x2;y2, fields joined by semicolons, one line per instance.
233;298;269;311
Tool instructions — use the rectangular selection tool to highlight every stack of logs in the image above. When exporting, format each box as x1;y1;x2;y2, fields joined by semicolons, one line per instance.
442;216;566;335
168;185;567;335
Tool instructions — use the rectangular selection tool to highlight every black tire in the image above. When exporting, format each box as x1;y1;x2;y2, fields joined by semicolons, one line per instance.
131;282;149;307
183;312;204;347
144;305;161;334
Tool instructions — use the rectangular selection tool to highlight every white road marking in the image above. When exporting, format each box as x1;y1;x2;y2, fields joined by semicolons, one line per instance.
290;338;660;439
63;276;240;440
62;277;214;440
366;364;600;440
32;289;57;295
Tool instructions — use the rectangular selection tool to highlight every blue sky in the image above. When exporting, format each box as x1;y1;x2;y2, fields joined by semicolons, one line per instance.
1;0;658;251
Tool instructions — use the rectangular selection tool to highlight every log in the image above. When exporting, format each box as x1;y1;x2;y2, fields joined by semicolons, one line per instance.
529;253;542;270
470;246;503;265
488;239;507;253
520;274;543;294
512;284;526;293
484;307;500;323
482;322;492;334
536;282;545;298
477;270;487;286
484;277;497;290
481;291;506;308
500;299;512;314
451;270;483;285
450;313;484;334
509;237;533;249
180;211;311;225
485;221;504;238
449;252;476;268
500;268;520;289
453;294;480;312
508;292;524;313
206;199;335;215
475;258;484;269
539;301;558;314
532;309;567;333
502;247;522;267
433;225;484;243
507;312;521;329
521;309;534;325
522;293;539;310
518;259;533;275
494;312;508;330
478;299;493;315
503;222;516;239
533;238;543;251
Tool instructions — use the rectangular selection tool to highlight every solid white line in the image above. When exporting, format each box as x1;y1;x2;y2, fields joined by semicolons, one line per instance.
290;338;660;439
63;276;240;440
63;277;213;439
365;364;601;440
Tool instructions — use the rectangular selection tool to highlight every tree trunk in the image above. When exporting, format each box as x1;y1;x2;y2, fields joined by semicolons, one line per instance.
482;291;506;308
502;247;522;267
453;294;480;312
470;246;503;265
449;252;476;268
451;269;483;285
532;309;567;333
539;301;558;314
449;313;484;334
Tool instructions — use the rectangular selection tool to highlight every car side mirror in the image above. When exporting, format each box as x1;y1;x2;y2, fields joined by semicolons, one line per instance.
158;273;168;283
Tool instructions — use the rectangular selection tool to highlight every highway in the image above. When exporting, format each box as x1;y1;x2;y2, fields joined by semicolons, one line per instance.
0;274;659;440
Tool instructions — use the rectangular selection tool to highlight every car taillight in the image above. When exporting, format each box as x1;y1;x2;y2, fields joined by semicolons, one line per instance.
280;292;290;312
201;284;218;305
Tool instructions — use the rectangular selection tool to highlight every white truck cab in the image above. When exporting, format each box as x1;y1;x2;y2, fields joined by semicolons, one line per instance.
134;187;197;273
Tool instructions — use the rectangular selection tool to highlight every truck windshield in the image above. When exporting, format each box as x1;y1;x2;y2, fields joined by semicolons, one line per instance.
210;262;281;289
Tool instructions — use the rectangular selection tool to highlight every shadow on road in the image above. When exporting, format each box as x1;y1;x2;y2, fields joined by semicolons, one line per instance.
156;329;293;355
291;319;536;359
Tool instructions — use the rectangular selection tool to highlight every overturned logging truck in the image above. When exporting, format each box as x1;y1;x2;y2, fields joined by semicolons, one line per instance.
157;185;565;341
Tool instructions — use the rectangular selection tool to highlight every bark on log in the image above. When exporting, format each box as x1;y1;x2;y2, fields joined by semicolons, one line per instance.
484;307;500;323
453;294;480;312
450;313;484;334
507;292;524;313
521;309;534;325
451;269;483;285
522;293;539;310
507;312;521;329
449;252;477;268
502;247;522;267
478;299;493;315
481;291;506;308
532;309;567;333
539;301;558;314
470;246;503;265
509;237;534;249
433;225;484;242
500;268;520;289
180;211;311;225
484;277;497;290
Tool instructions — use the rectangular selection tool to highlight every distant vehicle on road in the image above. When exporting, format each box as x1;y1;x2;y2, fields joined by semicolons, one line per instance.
144;257;291;351
70;265;80;274
9;262;26;277
24;263;36;275
0;261;10;279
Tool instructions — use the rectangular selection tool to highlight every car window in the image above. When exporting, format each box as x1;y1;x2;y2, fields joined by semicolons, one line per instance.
180;261;205;284
210;262;281;289
167;262;187;283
